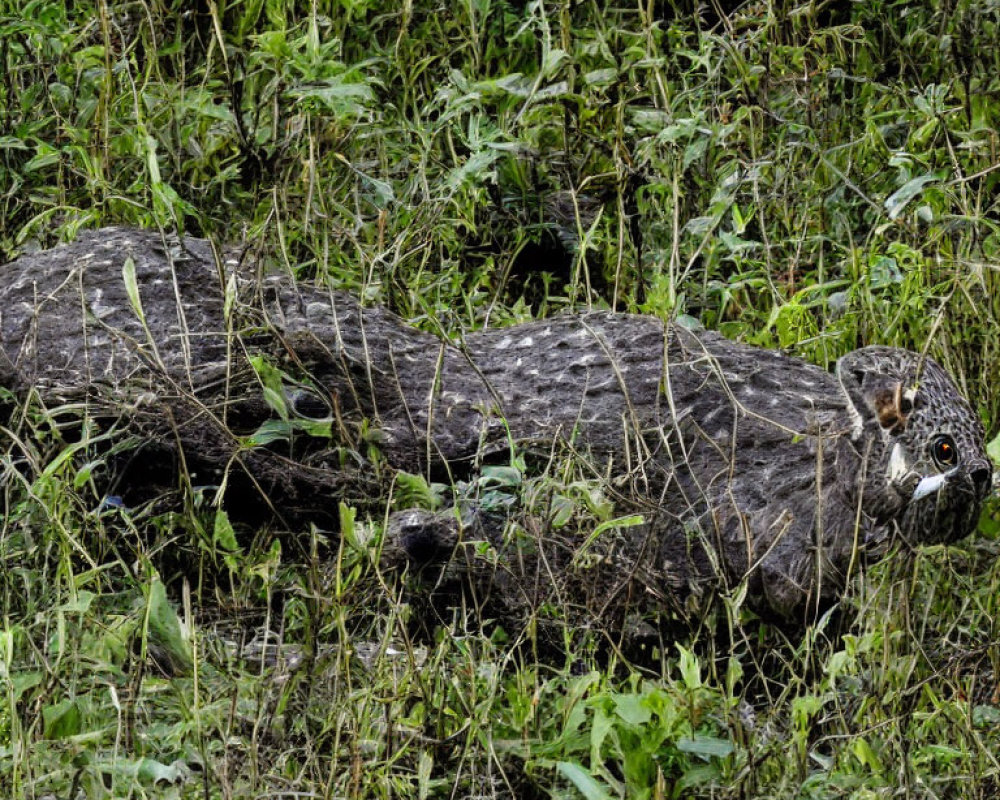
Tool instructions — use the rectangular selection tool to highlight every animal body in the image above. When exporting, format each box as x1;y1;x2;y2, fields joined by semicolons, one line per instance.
0;228;991;625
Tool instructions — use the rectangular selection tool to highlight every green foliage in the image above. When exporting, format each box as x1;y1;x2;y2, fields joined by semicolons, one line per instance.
513;655;738;798
2;0;1000;798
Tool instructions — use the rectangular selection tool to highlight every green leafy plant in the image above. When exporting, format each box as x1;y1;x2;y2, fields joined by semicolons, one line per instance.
1;1;999;798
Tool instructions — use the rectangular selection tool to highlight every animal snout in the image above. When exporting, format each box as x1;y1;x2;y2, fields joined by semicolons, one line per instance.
969;463;994;495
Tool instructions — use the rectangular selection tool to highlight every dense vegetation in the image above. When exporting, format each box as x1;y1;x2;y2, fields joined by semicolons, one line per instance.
1;0;999;797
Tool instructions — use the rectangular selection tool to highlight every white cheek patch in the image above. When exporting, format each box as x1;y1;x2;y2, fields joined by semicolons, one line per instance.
912;467;958;501
888;443;910;484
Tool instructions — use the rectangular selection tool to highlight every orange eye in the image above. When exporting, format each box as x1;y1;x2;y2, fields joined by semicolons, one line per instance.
932;435;957;467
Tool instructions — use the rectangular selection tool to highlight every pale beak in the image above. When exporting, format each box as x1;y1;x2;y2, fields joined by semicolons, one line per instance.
912;467;958;501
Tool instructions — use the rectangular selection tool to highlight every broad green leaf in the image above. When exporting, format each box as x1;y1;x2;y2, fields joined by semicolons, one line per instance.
263;386;289;419
146;576;192;675
590;706;614;763
58;591;95;614
11;671;43;703
884;174;938;220
493;73;532;96
287;76;373;113
296;417;332;438
677;734;734;759
679;763;723;788
24;145;60;172
0;136;29;150
417;751;433;799
213;510;239;552
613;692;650;726
542;48;568;78
249;355;289;419
135;757;190;784
850;737;883;772
550;495;575;528
43;698;82;739
339;502;359;549
582;68;617;87
677;644;702;690
726;655;743;695
74;460;101;488
575;515;645;563
479;465;523;488
986;431;1000;466
246;418;293;446
555;761;613;800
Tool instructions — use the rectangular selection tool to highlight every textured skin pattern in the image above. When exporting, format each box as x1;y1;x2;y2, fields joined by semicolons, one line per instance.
0;228;992;623
2;228;231;395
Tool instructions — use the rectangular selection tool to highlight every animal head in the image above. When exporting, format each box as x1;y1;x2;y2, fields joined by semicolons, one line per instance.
836;346;993;545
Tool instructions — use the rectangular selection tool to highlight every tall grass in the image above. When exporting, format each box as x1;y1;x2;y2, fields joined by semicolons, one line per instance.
1;0;998;797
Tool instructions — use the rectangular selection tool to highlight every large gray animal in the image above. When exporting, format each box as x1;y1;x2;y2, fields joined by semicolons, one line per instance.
0;228;991;626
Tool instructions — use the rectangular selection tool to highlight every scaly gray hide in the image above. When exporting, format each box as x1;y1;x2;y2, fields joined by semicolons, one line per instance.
0;228;991;626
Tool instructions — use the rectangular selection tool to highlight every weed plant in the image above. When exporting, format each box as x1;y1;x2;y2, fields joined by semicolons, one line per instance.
1;0;999;797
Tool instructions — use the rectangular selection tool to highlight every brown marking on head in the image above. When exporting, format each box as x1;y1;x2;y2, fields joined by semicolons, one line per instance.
874;382;910;434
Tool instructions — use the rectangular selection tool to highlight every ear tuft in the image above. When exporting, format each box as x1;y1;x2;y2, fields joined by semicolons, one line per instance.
899;387;916;415
836;350;915;439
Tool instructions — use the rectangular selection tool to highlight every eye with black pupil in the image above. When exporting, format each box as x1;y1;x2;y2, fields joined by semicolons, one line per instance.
932;435;957;467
